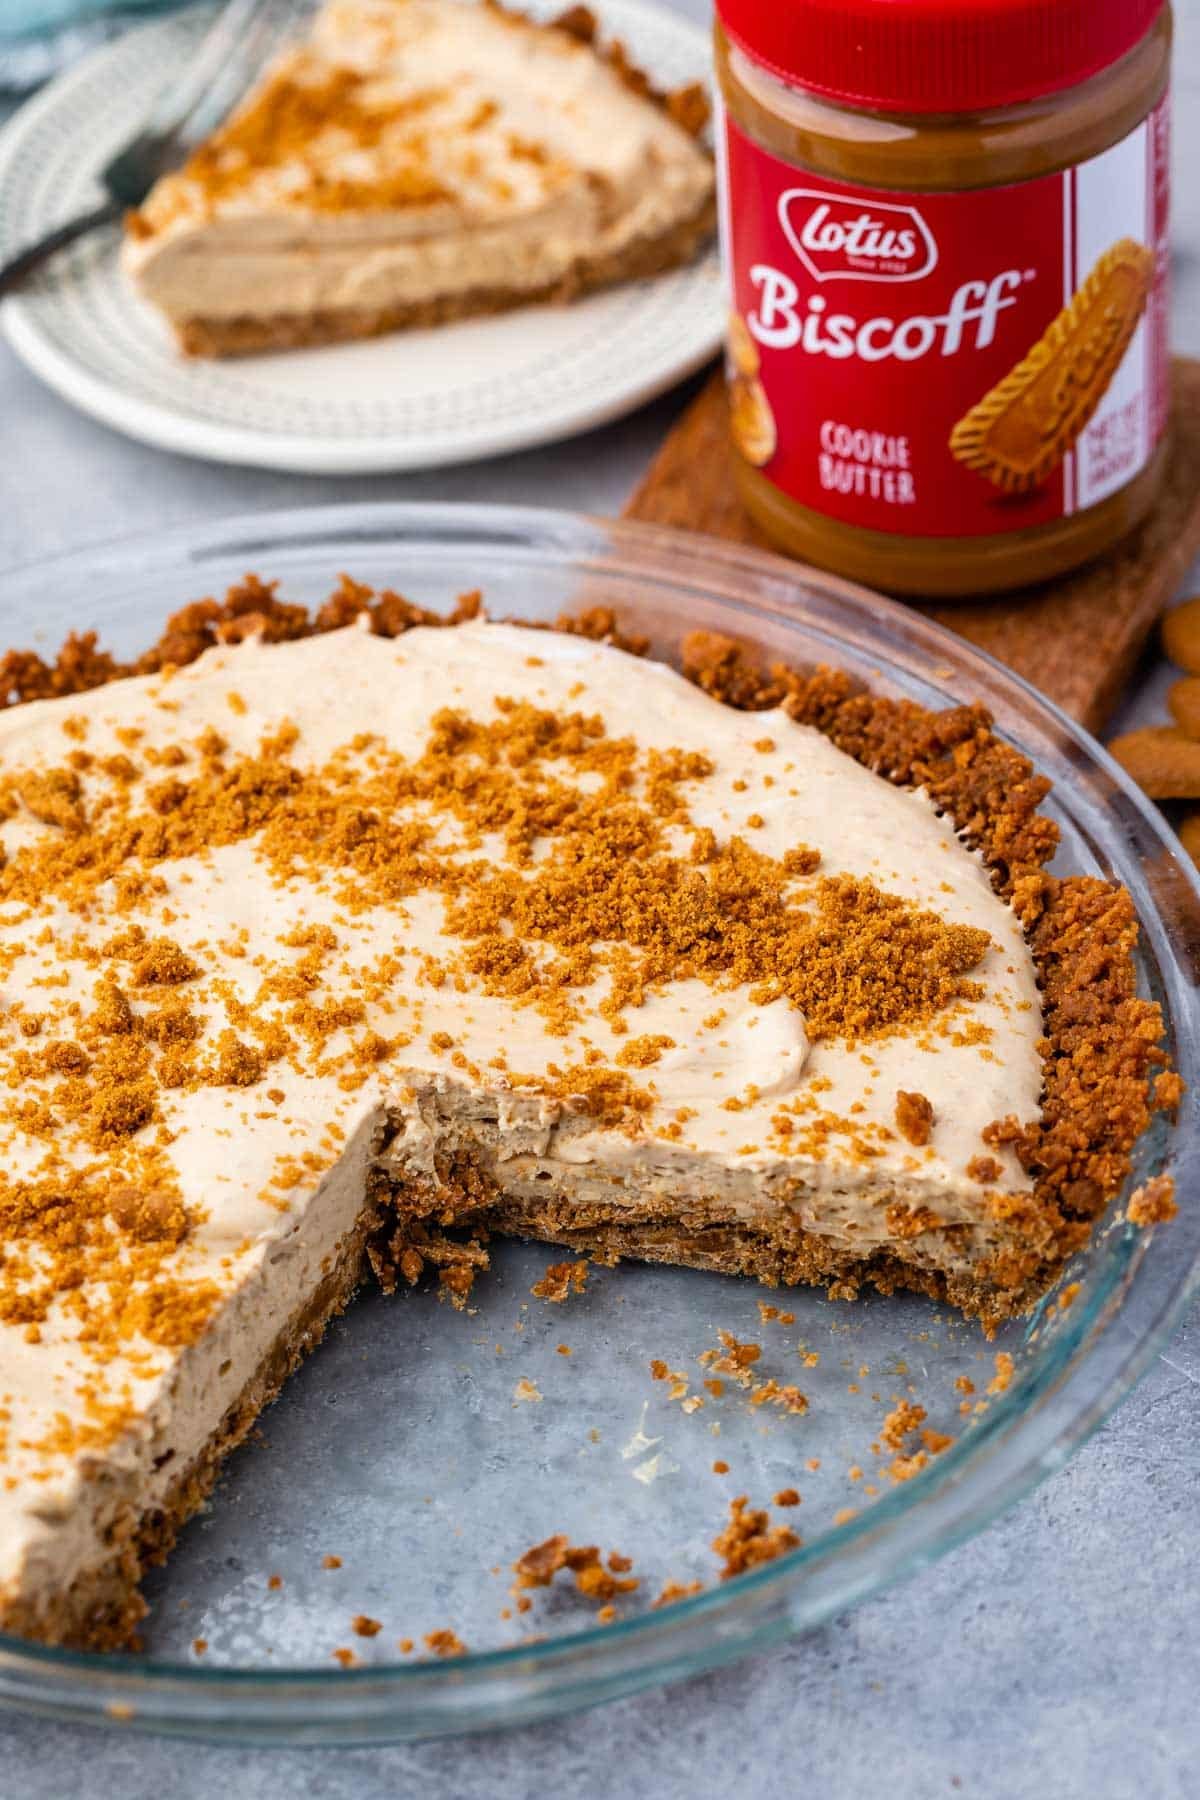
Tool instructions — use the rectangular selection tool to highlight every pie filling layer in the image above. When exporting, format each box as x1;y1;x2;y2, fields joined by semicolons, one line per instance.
122;0;716;353
0;596;1167;1647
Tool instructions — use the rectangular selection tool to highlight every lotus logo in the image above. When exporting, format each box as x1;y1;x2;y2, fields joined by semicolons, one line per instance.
779;192;938;284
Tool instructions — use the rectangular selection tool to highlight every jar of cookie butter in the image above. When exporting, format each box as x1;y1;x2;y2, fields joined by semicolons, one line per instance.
714;0;1172;596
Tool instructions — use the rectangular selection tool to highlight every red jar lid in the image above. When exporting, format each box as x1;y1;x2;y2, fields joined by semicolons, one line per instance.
717;0;1166;115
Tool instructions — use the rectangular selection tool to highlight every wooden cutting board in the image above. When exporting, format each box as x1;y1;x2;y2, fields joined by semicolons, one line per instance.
623;358;1200;732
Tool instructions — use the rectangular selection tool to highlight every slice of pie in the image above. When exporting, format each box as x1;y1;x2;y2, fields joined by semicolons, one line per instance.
121;0;715;356
0;584;1172;1648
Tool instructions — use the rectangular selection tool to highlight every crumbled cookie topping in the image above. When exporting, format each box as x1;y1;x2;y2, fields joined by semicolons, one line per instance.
1127;1174;1177;1226
531;1260;589;1302
512;1534;639;1604
895;1090;934;1147
712;1495;800;1579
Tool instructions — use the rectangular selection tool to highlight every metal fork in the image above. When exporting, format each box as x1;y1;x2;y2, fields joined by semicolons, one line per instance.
0;0;302;299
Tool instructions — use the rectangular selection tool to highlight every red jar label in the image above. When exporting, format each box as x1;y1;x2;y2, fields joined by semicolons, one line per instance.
717;95;1170;538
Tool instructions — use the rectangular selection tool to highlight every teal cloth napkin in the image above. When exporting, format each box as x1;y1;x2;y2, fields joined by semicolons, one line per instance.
0;0;187;89
1;1;180;38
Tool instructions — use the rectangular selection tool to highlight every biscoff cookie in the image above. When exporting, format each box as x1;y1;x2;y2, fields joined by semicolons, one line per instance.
1107;726;1200;799
730;373;776;467
727;311;760;379
1162;596;1200;674
949;238;1155;494
1178;813;1200;864
1167;676;1200;737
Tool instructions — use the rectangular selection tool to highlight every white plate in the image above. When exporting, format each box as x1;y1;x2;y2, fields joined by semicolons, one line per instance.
0;0;722;472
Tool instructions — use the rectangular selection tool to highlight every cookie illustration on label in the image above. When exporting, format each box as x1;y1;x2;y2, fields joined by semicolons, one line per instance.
730;373;776;467
728;311;760;378
949;237;1156;493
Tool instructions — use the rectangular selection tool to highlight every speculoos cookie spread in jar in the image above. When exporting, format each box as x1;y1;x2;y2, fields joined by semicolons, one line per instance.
715;0;1172;596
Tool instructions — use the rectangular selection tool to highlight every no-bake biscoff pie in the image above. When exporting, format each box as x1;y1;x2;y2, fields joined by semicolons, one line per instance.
121;0;716;356
0;582;1175;1650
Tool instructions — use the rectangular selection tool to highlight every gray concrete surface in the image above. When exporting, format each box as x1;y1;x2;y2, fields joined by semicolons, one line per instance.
0;1;1197;1794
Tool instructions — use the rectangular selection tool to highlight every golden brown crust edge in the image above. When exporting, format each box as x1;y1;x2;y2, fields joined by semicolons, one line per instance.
0;575;1176;1328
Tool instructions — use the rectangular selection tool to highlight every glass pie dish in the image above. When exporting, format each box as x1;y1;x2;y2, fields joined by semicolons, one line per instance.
0;501;1194;1744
